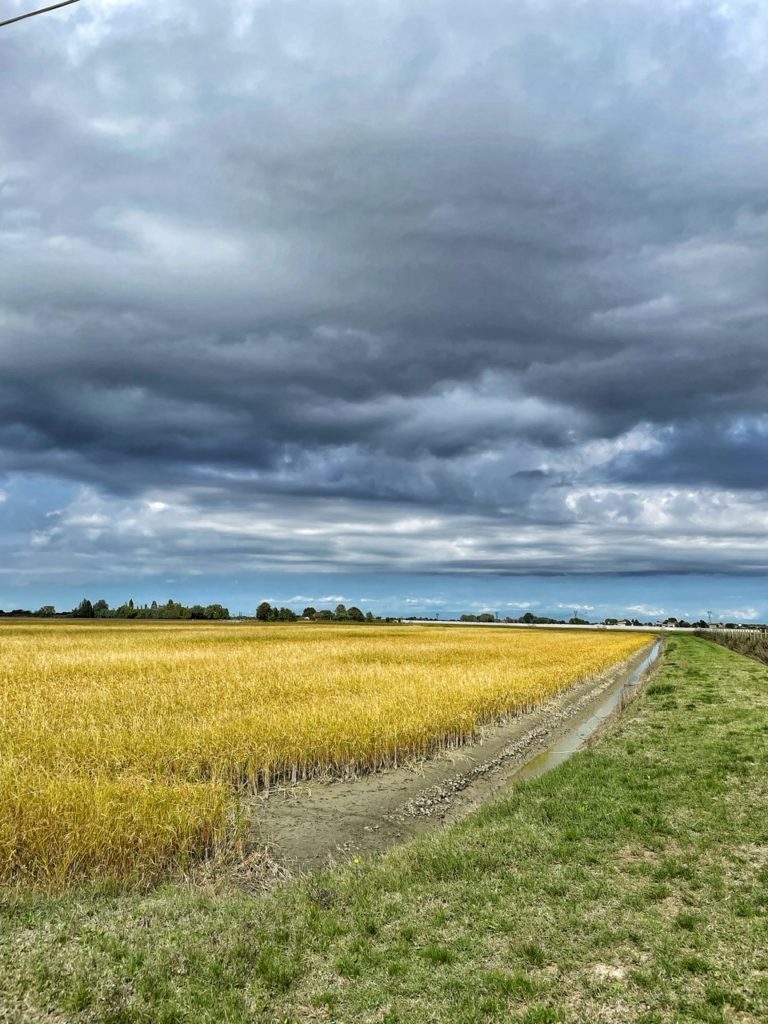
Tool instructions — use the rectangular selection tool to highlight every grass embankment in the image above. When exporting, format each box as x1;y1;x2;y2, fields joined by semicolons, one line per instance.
1;636;766;1022
699;629;768;666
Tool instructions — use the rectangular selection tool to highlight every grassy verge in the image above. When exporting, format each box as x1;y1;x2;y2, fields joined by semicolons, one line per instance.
1;636;766;1023
697;629;768;666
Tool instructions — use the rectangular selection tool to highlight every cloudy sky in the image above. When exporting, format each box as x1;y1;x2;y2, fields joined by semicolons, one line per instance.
1;0;767;618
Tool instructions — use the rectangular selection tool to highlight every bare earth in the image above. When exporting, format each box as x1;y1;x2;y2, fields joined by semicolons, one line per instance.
250;639;662;872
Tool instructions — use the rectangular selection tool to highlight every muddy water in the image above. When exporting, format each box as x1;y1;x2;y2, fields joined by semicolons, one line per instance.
250;640;662;873
511;640;662;784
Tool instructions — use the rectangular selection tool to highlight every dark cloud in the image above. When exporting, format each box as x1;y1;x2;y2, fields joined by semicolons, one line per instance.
611;419;768;490
1;0;767;579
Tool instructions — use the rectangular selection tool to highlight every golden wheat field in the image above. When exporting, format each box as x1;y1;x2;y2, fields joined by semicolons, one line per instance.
0;621;652;886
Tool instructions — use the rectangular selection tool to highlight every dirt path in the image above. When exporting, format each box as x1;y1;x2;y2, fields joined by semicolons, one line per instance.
249;640;662;873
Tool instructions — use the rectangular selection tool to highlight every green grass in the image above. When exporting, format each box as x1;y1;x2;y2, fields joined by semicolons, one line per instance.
700;628;768;667
1;636;767;1022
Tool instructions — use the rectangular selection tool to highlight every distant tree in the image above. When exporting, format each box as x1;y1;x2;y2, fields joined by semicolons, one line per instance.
347;606;365;622
315;609;334;621
277;607;297;622
365;611;375;622
302;606;317;620
74;598;94;618
204;604;229;620
521;611;536;624
35;605;56;617
604;618;618;626
190;605;206;619
256;601;272;621
477;613;495;622
93;599;110;617
569;616;589;625
335;604;348;620
677;620;691;629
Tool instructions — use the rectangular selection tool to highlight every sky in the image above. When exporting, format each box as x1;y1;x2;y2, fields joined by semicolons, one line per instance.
1;0;767;620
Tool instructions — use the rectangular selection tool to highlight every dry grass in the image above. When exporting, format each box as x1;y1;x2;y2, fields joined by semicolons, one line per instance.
0;621;651;885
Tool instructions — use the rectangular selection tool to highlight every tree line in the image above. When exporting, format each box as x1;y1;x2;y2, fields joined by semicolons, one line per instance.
459;612;715;628
256;602;376;623
1;598;231;620
0;599;384;622
76;598;230;619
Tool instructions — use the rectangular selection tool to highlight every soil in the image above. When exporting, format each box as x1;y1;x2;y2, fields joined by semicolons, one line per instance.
248;640;662;873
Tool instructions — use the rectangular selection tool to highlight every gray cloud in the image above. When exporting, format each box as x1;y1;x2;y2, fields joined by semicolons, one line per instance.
1;0;767;579
611;418;768;490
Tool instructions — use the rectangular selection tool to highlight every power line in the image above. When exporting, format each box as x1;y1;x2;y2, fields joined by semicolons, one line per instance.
0;0;81;29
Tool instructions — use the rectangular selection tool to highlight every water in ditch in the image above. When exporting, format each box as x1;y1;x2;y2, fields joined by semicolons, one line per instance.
509;638;662;785
252;640;663;871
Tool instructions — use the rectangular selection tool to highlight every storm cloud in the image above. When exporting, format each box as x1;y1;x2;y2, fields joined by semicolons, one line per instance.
1;0;767;587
